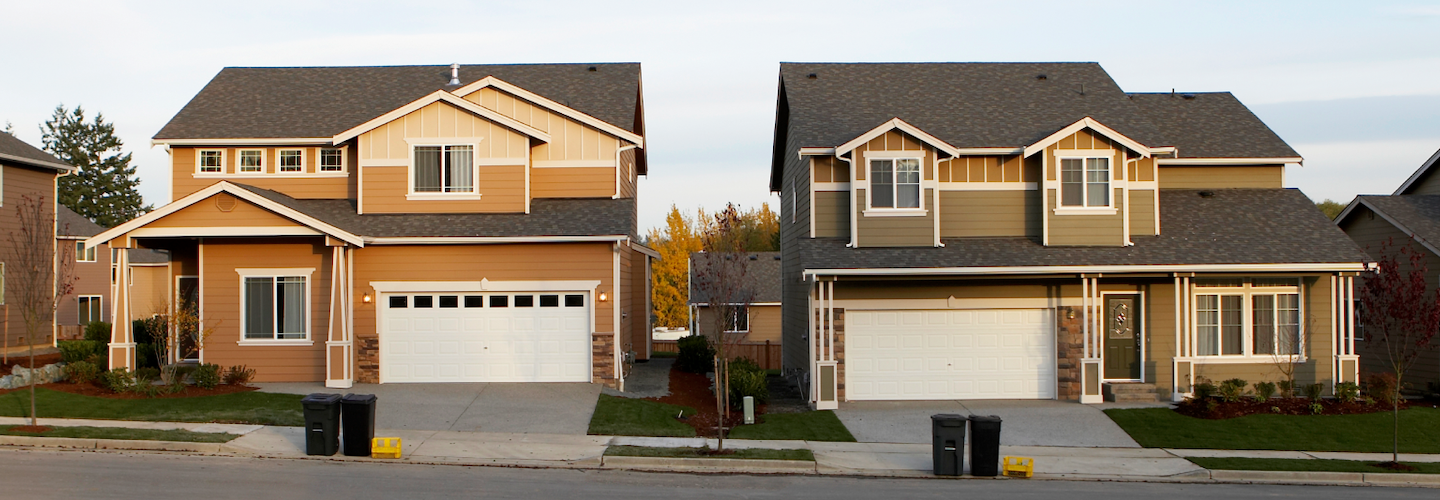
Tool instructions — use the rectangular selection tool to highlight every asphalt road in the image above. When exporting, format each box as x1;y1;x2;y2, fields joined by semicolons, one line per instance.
3;449;1434;499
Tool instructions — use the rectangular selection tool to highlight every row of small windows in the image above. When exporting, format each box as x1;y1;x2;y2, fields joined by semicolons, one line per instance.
388;294;585;309
198;148;346;174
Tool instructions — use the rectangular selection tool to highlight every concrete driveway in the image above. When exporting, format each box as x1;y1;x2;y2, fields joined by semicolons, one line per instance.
258;382;601;435
835;400;1151;448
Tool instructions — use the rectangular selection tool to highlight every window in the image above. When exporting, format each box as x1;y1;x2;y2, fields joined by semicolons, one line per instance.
724;306;749;332
464;295;484;308
76;241;96;262
320;148;345;172
414;145;474;193
198;150;225;173
242;276;307;340
489;295;508;308
278;149;304;173
389;296;408;308
515;295;534;307
414;295;434;308
238;150;264;173
78;296;102;325
540;295;559;307
1194;278;1302;358
438;295;459;308
1059;157;1110;207
869;158;921;209
565;294;585;307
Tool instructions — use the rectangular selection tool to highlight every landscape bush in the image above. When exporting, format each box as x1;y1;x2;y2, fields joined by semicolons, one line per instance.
223;365;256;385
1304;383;1325;401
1278;380;1294;398
134;367;161;384
83;321;112;343
57;340;105;363
100;368;136;393
1217;378;1248;403
1366;372;1399;407
193;363;222;389
1252;381;1277;401
727;357;769;407
64;361;101;385
1191;378;1217;400
676;335;715;374
1335;382;1360;403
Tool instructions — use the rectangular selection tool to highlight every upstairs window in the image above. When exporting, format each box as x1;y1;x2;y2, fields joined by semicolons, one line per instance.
869;158;921;209
414;145;474;193
75;241;96;262
238;149;264;173
278;149;304;173
1060;157;1110;207
198;150;225;173
319;148;345;172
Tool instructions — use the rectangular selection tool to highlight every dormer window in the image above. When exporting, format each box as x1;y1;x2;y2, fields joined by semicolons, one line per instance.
1060;157;1109;207
413;145;474;193
869;158;921;209
238;149;264;173
278;149;304;173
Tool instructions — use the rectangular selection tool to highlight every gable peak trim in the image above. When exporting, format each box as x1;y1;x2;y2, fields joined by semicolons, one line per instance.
453;75;644;147
835;118;960;158
330;90;551;145
85;181;365;249
1023;117;1149;158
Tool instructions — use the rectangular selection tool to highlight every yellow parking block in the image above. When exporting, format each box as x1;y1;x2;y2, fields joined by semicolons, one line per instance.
1002;456;1033;478
371;437;402;459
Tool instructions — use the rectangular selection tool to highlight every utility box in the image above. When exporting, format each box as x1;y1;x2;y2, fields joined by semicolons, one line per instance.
930;414;967;476
340;394;378;457
301;393;343;456
969;415;1003;477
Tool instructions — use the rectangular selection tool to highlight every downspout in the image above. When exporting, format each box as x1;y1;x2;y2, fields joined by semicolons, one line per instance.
835;152;857;248
614;144;640;199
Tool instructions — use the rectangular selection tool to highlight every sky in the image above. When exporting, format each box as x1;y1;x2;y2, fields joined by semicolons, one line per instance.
2;0;1439;232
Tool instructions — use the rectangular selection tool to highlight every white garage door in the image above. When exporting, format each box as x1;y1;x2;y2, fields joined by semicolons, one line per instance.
846;308;1054;400
381;292;591;383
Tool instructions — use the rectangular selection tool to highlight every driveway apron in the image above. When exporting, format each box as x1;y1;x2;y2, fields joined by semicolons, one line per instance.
835;400;1143;447
258;382;601;434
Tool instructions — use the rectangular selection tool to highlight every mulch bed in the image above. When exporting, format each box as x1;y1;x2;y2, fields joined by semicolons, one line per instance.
1374;461;1420;472
0;381;258;399
9;425;51;433
1176;397;1409;419
650;364;748;438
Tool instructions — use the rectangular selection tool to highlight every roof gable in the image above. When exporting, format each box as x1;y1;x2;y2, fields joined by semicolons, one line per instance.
86;181;364;248
331;90;550;144
1392;147;1440;195
0;132;73;172
1022;117;1149;158
455;76;644;147
836;118;960;158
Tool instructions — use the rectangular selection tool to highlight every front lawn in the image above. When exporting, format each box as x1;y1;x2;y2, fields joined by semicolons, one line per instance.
1105;407;1440;453
0;388;304;426
588;395;697;437
0;425;238;443
1188;457;1440;474
728;411;856;442
605;445;815;461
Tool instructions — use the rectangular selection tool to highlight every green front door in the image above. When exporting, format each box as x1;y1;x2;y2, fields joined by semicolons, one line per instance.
1103;295;1142;380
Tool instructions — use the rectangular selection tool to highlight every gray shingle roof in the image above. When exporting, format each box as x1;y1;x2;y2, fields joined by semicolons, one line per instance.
154;64;642;140
129;248;170;264
799;189;1368;270
689;252;782;304
57;205;106;237
1354;195;1440;252
234;184;635;239
1127;93;1298;159
0;132;70;171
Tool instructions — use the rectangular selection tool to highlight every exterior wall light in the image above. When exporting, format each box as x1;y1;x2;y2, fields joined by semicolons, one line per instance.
363;293;372;304
599;291;609;302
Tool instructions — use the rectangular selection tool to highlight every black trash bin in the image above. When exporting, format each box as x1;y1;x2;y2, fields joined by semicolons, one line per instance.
930;414;967;476
969;415;1003;477
341;393;378;457
301;393;343;456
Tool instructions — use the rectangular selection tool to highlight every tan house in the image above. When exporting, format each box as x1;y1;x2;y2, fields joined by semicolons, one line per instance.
770;63;1371;407
56;204;171;340
1335;148;1440;387
687;251;782;369
1;132;75;349
87;64;655;388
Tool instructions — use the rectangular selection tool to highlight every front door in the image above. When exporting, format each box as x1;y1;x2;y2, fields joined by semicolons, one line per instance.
1103;295;1141;380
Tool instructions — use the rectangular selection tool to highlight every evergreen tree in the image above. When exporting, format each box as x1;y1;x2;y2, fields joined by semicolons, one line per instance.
41;105;151;227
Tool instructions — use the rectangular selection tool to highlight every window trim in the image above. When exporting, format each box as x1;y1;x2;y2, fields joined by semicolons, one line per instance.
406;139;483;200
76;241;97;262
235;268;315;346
864;156;926;216
276;148;306;174
1190;278;1305;362
723;305;750;333
1054;149;1116;215
318;147;348;174
77;295;103;325
236;149;266;174
196;149;227;175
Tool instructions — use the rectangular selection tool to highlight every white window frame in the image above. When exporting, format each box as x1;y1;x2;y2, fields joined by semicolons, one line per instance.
406;140;483;200
277;148;305;173
1054;150;1116;215
1191;278;1304;363
236;268;315;346
76;241;96;262
318;147;347;174
236;149;265;174
864;153;926;216
723;304;750;333
77;295;103;325
196;149;226;175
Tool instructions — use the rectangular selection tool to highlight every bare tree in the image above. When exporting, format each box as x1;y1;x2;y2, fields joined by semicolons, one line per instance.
1268;316;1311;398
1358;238;1440;464
692;204;756;451
6;195;77;427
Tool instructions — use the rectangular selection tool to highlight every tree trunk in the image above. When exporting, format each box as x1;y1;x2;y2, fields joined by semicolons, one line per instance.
713;355;724;451
1393;387;1400;463
29;336;37;427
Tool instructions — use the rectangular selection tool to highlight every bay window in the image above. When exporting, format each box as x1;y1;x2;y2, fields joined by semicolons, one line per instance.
414;145;474;193
869;158;921;209
1193;278;1302;358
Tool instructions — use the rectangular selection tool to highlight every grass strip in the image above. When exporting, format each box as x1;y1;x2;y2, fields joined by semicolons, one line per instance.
1104;407;1440;453
0;425;238;443
1188;457;1440;474
588;395;697;437
605;445;815;461
728;410;856;442
0;388;304;426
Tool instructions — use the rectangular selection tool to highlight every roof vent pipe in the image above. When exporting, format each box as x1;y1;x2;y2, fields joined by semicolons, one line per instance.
447;63;460;86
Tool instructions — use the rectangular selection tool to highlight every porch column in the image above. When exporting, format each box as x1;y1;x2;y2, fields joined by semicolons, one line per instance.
813;277;838;410
1079;275;1103;404
1171;274;1193;402
1334;274;1360;388
325;243;354;388
108;242;135;370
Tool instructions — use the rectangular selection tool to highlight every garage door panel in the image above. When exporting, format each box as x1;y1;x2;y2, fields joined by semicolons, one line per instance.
847;308;1054;400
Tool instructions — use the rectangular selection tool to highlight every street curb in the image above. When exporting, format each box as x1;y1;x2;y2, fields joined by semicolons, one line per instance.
0;435;223;453
601;455;818;473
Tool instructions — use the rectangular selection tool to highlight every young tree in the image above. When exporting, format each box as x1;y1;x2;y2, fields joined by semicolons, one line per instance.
648;206;702;328
1358;237;1440;464
41;105;152;227
6;195;78;427
692;204;757;451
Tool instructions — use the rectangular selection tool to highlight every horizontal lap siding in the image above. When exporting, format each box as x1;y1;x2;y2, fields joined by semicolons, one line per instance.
532;167;614;198
813;191;850;238
1129;190;1157;237
1047;189;1124;246
60;242;112;326
130;266;170;321
619;148;637;199
939;190;1039;238
361;165;526;213
145;196;303;228
856;189;935;247
201;238;330;383
1;163;57;346
1157;166;1284;189
694;305;782;344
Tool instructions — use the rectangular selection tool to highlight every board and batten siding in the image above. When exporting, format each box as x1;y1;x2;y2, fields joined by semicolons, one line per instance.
938;155;1031;183
939;190;1040;238
852;130;936;247
465;87;623;163
169;146;354;200
1157;166;1284;189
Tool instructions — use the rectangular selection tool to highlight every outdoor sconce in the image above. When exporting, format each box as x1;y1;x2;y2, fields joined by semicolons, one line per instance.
1066;309;1075;319
599;291;609;302
363;293;372;304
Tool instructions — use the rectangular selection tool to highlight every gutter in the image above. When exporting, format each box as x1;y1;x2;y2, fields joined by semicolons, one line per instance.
804;262;1372;278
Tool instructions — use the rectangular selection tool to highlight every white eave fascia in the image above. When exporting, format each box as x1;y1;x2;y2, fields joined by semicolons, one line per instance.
953;147;1025;155
1155;157;1304;166
804;262;1371;277
835;118;961;158
453;76;644;148
1342;198;1440;257
1022;117;1150;159
0;152;76;172
85;181;365;249
1392;147;1440;195
632;241;661;260
798;147;836;158
149;138;335;147
1333;196;1365;226
330;90;551;145
1148;146;1177;155
363;235;629;245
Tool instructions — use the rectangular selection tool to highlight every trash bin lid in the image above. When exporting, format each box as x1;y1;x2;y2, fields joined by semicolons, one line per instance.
969;414;1002;423
931;413;967;425
342;393;377;403
301;393;343;404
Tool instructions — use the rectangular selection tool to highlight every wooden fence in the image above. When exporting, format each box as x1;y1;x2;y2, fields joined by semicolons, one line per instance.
652;339;782;370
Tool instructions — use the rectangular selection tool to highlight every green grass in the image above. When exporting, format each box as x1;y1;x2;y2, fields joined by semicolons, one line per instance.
728;410;856;442
588;395;697;437
1188;457;1440;474
605;445;815;461
0;388;305;426
1105;407;1440;453
0;425;238;443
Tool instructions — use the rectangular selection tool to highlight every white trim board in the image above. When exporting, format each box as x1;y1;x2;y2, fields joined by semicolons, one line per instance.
1023;117;1149;159
153;137;332;147
452;76;644;148
836;118;961;158
363;235;628;245
369;279;602;293
0;152;75;172
1155;157;1303;166
85;181;365;248
128;227;322;238
805;263;1371;278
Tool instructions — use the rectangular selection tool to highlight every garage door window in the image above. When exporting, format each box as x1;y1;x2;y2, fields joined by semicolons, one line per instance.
515;295;535;307
414;296;433;308
490;296;508;308
464;295;483;308
242;275;308;341
565;294;584;307
439;295;459;308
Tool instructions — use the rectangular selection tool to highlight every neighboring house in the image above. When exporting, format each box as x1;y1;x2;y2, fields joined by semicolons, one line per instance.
1335;148;1440;387
0;132;75;348
770;63;1371;407
687;251;782;369
56;204;171;340
86;64;655;388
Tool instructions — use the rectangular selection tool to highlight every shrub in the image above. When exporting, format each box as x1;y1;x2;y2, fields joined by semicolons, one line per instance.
1253;381;1277;401
1309;402;1324;415
1367;372;1399;407
83;353;108;369
57;340;104;363
1304;383;1325;401
1218;378;1248;403
1335;382;1360;403
100;368;136;393
193;363;222;389
675;335;715;374
134;367;161;384
1192;378;1217;400
727;357;769;407
223;365;256;385
64;361;101;385
83;321;112;343
1278;380;1294;398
